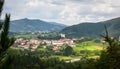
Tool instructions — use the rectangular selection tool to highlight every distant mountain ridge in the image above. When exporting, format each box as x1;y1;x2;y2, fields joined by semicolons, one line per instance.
10;18;67;32
61;17;120;38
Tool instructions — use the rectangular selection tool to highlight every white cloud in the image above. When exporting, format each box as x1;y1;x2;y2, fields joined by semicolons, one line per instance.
92;4;114;14
26;0;40;7
2;0;120;25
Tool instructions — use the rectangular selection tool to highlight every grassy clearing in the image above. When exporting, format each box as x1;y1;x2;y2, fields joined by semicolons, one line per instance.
88;55;100;59
37;48;46;51
93;46;103;50
72;40;104;58
73;40;103;51
85;46;96;50
50;56;73;60
73;45;101;52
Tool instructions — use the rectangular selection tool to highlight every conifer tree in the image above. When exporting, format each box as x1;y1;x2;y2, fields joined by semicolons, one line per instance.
0;0;15;68
97;25;120;69
0;0;4;29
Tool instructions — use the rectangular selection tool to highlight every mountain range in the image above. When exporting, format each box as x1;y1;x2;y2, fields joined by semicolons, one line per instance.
10;18;67;32
61;17;120;38
9;17;120;37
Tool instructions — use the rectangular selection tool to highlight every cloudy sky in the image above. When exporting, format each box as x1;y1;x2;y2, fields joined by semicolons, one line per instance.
2;0;120;25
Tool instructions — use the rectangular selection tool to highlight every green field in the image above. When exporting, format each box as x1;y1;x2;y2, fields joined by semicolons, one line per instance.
37;48;46;51
50;56;73;60
73;41;103;51
72;40;103;58
73;44;103;51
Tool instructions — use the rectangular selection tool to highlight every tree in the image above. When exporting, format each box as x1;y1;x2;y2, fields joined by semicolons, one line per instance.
0;0;4;29
0;0;15;68
63;45;73;56
97;25;120;69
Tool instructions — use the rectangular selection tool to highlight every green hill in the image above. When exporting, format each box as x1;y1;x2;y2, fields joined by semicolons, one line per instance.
61;17;120;38
10;18;67;33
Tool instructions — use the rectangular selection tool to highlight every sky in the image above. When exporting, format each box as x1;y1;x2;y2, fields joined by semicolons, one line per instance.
2;0;120;25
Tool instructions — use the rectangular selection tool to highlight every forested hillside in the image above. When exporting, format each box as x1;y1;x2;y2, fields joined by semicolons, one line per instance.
61;17;120;38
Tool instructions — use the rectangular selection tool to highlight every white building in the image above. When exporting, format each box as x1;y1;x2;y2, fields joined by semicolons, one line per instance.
60;34;65;38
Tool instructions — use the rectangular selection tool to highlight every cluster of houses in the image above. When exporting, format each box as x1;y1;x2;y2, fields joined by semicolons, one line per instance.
15;38;40;51
14;38;75;51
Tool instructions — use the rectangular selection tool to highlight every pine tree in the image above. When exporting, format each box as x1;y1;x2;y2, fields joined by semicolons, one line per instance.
0;0;15;68
0;0;4;29
97;25;120;69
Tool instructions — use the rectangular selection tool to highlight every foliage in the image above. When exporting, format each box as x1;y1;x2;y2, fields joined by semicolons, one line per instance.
5;32;120;69
0;0;119;68
15;33;38;39
96;26;120;69
63;46;73;56
61;17;120;38
37;32;62;40
10;18;66;33
0;0;15;68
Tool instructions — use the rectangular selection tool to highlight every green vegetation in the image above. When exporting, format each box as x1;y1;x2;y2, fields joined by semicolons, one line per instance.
15;33;38;39
0;24;120;69
63;46;73;56
50;56;73;60
0;0;15;68
96;26;120;69
34;39;103;60
74;41;103;51
72;40;103;58
61;17;120;38
14;32;62;40
10;18;67;33
1;0;120;69
37;48;46;51
37;32;62;40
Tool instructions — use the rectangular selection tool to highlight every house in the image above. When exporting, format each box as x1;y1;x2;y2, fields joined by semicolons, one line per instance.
60;33;65;38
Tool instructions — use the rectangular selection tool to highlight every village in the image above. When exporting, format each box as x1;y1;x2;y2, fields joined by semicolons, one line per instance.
14;37;76;52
